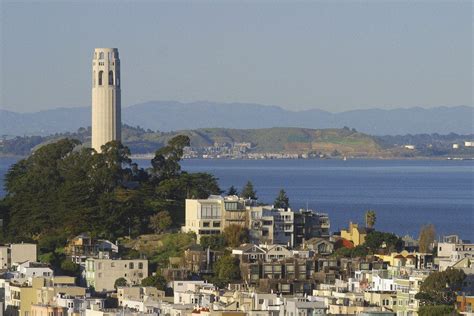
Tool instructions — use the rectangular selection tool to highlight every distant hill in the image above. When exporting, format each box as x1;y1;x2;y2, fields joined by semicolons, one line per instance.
3;125;472;158
150;127;381;155
1;101;472;136
0;126;382;156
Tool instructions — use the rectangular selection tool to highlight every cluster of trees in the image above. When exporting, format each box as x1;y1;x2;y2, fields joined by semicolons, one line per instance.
415;268;466;315
227;181;258;200
0;136;221;268
228;182;290;211
201;224;249;250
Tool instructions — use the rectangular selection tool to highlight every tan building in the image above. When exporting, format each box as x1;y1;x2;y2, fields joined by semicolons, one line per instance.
31;304;67;316
117;286;164;306
5;277;84;316
0;243;37;269
341;222;368;247
375;251;417;267
182;195;248;243
85;258;148;292
91;48;121;152
363;291;397;311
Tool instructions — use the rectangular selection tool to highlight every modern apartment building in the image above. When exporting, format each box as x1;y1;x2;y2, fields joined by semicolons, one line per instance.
294;210;330;245
437;235;474;271
248;206;295;247
183;195;331;247
182;195;250;243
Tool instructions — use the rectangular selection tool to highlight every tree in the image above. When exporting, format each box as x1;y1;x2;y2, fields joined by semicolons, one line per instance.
273;189;289;210
213;254;241;287
151;135;190;181
333;245;368;258
365;210;376;228
418;305;456;316
227;185;239;196
149;211;172;234
114;277;128;288
364;231;402;253
415;268;465;306
141;274;167;290
200;235;227;250
223;225;249;248
60;259;81;277
240;181;257;200
419;224;436;253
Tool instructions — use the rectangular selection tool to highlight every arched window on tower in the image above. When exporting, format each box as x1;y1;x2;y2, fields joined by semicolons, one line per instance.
99;52;104;59
98;71;103;86
108;71;114;85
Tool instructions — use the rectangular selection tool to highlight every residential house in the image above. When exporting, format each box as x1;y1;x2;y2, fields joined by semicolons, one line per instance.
231;244;266;263
65;233;118;265
341;222;368;247
303;238;334;255
456;295;474;314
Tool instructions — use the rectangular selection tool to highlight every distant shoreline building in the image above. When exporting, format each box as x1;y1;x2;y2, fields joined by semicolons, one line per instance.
91;48;121;152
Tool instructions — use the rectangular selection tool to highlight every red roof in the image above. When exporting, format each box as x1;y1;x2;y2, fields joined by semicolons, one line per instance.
335;238;354;249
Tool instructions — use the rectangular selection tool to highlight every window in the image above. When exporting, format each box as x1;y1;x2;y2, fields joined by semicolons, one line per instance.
200;204;221;219
138;262;143;269
108;71;114;85
203;222;210;227
213;222;220;227
99;52;104;59
98;71;103;85
129;262;134;269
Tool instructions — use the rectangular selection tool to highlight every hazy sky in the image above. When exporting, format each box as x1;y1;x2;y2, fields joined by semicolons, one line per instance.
1;0;472;113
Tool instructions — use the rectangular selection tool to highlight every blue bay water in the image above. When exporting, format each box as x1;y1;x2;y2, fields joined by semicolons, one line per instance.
1;157;473;241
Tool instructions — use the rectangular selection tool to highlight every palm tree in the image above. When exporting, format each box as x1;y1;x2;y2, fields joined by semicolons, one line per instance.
365;210;376;229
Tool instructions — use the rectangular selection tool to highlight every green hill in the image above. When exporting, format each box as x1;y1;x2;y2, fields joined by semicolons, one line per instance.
1;126;382;156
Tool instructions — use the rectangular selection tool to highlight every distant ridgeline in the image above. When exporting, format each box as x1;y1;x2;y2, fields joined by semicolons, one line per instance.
0;124;473;158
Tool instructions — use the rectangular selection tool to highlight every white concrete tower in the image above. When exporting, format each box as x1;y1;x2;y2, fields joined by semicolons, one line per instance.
91;48;121;152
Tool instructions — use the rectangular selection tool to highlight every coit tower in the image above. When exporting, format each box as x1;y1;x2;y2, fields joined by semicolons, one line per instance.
91;48;121;152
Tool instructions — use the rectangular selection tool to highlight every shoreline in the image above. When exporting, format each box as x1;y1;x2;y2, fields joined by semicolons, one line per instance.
2;154;473;161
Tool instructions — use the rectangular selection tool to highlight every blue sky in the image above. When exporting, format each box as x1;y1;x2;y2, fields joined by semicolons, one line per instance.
0;0;472;112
